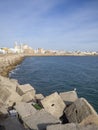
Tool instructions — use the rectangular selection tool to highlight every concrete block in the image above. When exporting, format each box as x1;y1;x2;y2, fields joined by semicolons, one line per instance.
0;85;22;107
6;90;22;107
0;87;11;103
64;98;97;123
80;114;98;126
59;90;78;105
35;94;44;100
47;123;98;130
23;109;60;130
22;91;35;102
16;84;35;96
0;75;18;91
41;92;66;119
14;102;37;119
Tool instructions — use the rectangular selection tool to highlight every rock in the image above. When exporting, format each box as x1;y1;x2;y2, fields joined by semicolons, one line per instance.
0;87;11;103
47;123;98;130
0;75;18;91
16;84;35;96
64;98;97;123
22;91;35;102
59;90;78;105
0;86;21;107
14;102;37;119
41;92;66;119
80;114;98;126
22;109;60;130
7;90;22;106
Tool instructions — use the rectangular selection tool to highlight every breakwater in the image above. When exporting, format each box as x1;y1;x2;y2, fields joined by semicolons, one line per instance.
0;54;25;77
0;54;98;130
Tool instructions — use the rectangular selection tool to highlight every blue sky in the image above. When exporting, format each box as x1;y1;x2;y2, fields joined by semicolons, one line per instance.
0;0;98;51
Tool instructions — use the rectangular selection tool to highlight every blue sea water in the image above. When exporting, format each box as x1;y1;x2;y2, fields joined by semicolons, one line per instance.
10;56;98;112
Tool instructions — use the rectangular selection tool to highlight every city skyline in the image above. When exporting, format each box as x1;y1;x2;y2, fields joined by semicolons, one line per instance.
0;0;98;51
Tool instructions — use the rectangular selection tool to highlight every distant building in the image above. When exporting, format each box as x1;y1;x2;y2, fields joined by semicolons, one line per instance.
38;48;45;54
22;44;34;54
0;48;6;54
14;41;23;53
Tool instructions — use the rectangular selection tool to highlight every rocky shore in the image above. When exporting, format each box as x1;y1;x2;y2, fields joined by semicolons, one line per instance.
0;54;98;130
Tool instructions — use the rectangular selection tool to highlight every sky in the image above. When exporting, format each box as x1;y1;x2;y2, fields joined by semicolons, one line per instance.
0;0;98;51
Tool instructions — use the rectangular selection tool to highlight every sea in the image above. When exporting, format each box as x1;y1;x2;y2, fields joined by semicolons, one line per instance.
9;56;98;112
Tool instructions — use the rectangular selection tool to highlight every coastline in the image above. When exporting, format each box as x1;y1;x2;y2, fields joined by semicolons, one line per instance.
0;54;98;130
0;53;97;77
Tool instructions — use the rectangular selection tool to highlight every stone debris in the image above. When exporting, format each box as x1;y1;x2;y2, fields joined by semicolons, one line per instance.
64;98;97;123
14;102;37;119
22;109;60;130
41;92;66;119
59;90;78;105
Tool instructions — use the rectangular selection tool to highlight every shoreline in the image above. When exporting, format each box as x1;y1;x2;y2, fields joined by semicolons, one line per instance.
0;54;98;130
0;53;97;77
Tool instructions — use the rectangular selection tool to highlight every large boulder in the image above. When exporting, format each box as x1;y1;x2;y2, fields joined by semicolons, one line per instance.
64;98;97;123
22;109;60;130
41;92;66;119
14;102;37;119
59;90;78;105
